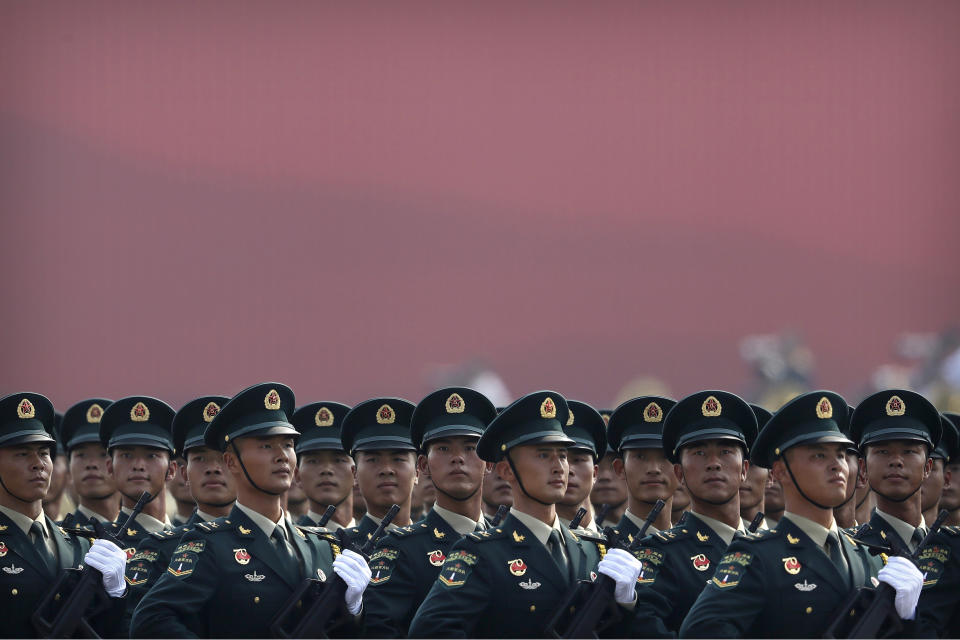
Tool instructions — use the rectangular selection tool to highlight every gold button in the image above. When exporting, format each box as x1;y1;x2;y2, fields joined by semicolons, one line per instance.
11;589;18;596
569;606;576;614
254;596;260;604
501;444;506;451
224;435;230;442
850;609;856;617
55;593;61;601
529;605;536;612
805;607;813;614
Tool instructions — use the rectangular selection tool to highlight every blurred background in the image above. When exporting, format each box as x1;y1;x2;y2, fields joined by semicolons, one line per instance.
2;1;959;413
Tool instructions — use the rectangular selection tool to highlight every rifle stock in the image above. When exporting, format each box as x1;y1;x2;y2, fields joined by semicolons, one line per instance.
315;505;337;529
593;503;611;527
569;507;588;531
490;504;510;527
747;512;765;533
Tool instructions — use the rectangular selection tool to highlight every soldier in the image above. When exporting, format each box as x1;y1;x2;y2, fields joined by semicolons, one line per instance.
607;396;678;541
681;391;922;637
480;465;512;522
942;413;960;526
0;393;128;638
131;382;371;638
739;405;771;529
409;391;642;638
100;396;177;535
341;398;418;545
59;399;119;527
290;402;357;530
363;387;497;637
764;474;785;527
630;390;757;637
42;412;69;521
167;451;195;527
920;415;958;526
672;484;691;523
121;396;236;626
557;400;607;533
833;404;865;529
591;439;628;529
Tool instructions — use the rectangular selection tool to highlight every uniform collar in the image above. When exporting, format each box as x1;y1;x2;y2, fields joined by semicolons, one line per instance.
876;509;926;544
782;511;837;550
433;504;485;535
691;511;743;546
77;504;110;522
195;509;219;522
558;515;599;533
235;502;288;537
508;507;563;546
362;512;400;533
0;504;45;537
624;508;659;536
120;506;171;533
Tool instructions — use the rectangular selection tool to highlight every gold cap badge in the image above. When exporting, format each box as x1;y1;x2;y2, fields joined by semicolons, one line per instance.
815;397;833;419
445;393;465;414
885;395;905;417
540;397;557;419
376;404;396;425
644;402;663;423
566;409;575;427
264;389;281;411
701;396;722;417
86;403;104;423
315;407;334;427
601;413;610;426
203;402;220;423
17;398;35;419
130;402;150;422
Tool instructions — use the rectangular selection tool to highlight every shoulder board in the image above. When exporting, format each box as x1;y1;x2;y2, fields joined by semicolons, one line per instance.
940;525;960;537
466;527;509;543
391;524;422;538
148;529;181;540
575;531;608;545
740;527;778;542
649;527;687;544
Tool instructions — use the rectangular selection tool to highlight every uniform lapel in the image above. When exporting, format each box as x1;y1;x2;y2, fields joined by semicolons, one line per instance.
0;512;52;577
867;511;910;553
288;521;312;578
615;513;639;545
504;515;569;588
839;530;867;589
779;518;847;598
562;525;584;581
46;515;76;571
426;509;459;546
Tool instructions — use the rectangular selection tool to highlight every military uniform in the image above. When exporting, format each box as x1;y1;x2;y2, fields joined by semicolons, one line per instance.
57;398;114;529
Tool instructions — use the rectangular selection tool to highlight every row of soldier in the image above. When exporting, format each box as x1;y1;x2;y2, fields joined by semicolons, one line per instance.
0;383;958;637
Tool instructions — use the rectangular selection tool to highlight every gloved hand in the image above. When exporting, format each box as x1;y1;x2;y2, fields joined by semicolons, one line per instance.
877;556;923;620
84;539;128;598
597;548;642;604
333;550;371;615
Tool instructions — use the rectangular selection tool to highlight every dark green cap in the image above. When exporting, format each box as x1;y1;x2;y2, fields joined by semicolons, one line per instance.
564;400;607;457
850;389;941;451
99;396;175;453
292;402;351;454
607;396;676;453
935;413;959;462
751;391;853;468
0;393;56;448
662;390;757;464
340;398;416;456
173;396;229;455
205;383;298;452
60;399;112;451
410;387;496;450
477;391;573;462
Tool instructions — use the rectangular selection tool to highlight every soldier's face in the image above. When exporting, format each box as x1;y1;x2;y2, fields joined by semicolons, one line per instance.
615;448;677;505
420;436;487;501
841;451;861;504
738;462;768;511
864;440;932;502
185;446;236;508
672;484;691;512
942;461;960;511
167;456;193;503
499;443;568;505
107;446;174;501
224;435;297;495
676;440;747;506
774;443;848;509
560;450;597;507
68;442;116;500
45;452;69;506
0;443;52;503
764;472;785;513
920;458;945;512
296;449;355;506
481;465;513;509
354;449;417;510
591;451;628;508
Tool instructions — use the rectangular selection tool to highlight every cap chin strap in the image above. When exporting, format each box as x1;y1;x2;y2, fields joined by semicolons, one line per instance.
230;440;282;497
504;451;553;507
680;462;737;507
781;456;844;511
0;473;35;504
119;489;161;506
867;477;923;504
427;462;480;503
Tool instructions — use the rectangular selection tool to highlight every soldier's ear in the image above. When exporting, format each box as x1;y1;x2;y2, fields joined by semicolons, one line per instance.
483;461;493;476
673;463;684;486
165;460;177;482
612;457;625;478
740;459;749;483
922;456;933;479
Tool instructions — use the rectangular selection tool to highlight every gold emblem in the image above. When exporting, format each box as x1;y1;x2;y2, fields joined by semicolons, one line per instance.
238;525;252;535
885;395;906;417
130;402;150;422
512;530;525;543
86;403;104;423
508;558;527;576
127;528;138;538
601;413;610;426
264;389;281;411
815;397;833;419
540;397;557;419
787;534;800;544
376;404;396;425
691;554;711;571
782;556;801;575
433;528;446;539
0;541;6;556
0;525;7;531
644;402;663;423
701;396;722;417
202;402;220;423
445;393;465;414
566;409;574;426
16;398;35;419
315;407;334;427
696;531;709;542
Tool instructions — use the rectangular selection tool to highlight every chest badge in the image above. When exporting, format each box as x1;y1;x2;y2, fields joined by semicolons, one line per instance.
317;569;326;581
244;571;265;582
691;554;710;572
124;547;136;561
0;541;6;557
234;548;251;565
519;578;541;590
795;580;817;591
428;550;446;567
508;558;527;576
782;557;801;575
3;564;23;574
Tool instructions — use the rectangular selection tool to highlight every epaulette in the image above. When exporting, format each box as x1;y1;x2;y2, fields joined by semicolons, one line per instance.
194;516;231;533
940;525;960;537
649;527;686;544
60;524;96;537
391;523;423;538
739;527;778;542
575;531;608;546
148;529;182;541
466;526;511;543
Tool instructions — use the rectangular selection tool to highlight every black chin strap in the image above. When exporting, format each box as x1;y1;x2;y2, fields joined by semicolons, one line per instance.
230;440;282;496
781;455;844;511
681;462;737;507
426;462;480;503
0;473;34;504
504;452;552;507
120;489;160;506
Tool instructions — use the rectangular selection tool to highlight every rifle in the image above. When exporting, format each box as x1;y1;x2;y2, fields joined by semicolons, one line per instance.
490;504;510;527
545;499;665;639
33;491;152;638
315;505;337;528
593;503;611;527
271;504;401;639
569;507;588;531
747;511;765;533
823;508;949;639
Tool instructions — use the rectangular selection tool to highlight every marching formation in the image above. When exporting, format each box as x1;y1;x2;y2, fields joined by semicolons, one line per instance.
1;382;959;638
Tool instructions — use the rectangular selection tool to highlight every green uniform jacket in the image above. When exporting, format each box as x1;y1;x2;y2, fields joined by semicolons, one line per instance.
344;514;382;548
630;512;732;638
129;505;339;638
680;516;876;638
363;508;469;638
408;513;590;638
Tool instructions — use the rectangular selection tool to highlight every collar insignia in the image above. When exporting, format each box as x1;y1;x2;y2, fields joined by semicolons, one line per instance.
696;531;709;542
433;528;445;539
787;534;800;544
512;530;525;543
238;525;252;535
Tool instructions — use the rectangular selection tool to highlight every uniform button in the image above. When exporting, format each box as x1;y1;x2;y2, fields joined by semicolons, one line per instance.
55;593;61;601
11;589;18;595
529;605;536;612
254;596;260;604
850;610;856;617
805;607;813;614
569;606;576;614
296;600;302;608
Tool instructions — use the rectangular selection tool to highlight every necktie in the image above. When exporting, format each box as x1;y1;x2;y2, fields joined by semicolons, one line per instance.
826;532;850;588
271;525;301;579
910;528;926;554
30;521;56;575
548;529;569;580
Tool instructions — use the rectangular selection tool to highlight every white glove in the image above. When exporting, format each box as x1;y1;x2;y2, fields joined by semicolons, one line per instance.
333;550;371;615
596;548;642;604
877;556;923;620
83;539;127;598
